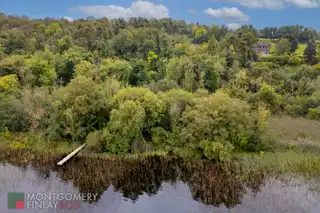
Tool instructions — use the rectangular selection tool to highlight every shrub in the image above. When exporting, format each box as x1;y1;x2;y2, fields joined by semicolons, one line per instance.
313;62;320;69
180;92;263;159
0;94;29;132
0;88;51;132
307;107;320;120
21;88;52;131
199;140;234;162
251;82;283;113
258;56;289;66
288;55;303;66
0;74;20;95
283;94;319;117
0;55;25;77
252;62;279;70
292;65;319;80
284;104;305;117
194;89;209;97
250;63;273;81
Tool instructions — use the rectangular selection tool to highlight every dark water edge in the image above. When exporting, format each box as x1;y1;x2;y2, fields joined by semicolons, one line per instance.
0;151;320;212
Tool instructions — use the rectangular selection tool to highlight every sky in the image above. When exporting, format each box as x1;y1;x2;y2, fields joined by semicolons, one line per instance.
0;0;320;30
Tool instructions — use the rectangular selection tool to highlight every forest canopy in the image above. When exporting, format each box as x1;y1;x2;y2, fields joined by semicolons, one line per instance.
0;14;319;161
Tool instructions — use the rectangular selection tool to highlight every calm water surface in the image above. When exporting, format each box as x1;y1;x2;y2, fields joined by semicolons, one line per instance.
0;161;320;213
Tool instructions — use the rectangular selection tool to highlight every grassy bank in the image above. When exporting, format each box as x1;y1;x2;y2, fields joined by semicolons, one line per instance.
0;131;170;164
237;151;320;179
236;116;320;178
268;116;320;152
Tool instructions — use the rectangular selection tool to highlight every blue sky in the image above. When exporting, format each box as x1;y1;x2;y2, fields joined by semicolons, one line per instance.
1;0;320;30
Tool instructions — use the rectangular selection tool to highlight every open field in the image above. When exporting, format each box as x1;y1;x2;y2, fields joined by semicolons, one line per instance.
296;43;307;56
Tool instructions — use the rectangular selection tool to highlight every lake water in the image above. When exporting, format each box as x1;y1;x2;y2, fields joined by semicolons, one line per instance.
1;158;320;213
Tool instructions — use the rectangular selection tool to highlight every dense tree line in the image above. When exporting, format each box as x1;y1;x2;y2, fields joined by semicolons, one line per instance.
259;25;320;43
0;14;319;161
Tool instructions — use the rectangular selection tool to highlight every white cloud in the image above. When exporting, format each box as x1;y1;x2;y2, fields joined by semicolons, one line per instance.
216;0;320;9
70;1;169;20
226;23;242;30
285;0;320;8
204;7;250;22
188;9;198;14
217;0;284;9
63;16;74;22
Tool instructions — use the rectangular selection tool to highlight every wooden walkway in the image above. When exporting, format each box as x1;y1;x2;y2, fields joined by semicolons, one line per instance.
57;143;87;166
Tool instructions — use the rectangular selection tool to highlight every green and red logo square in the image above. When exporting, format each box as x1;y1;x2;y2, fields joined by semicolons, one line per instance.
8;192;24;209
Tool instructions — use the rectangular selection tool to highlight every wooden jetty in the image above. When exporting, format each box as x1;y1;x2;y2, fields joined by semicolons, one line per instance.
57;143;87;166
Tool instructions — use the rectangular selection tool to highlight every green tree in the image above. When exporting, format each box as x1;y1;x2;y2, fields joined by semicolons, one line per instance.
74;60;96;79
1;28;27;54
129;58;149;86
60;46;94;84
91;87;167;153
142;39;157;57
287;35;299;53
0;74;20;95
100;58;133;84
199;55;222;92
253;82;283;112
207;35;218;54
150;89;195;149
148;79;179;93
98;100;146;154
112;29;135;58
180;92;259;160
111;87;166;129
275;39;291;55
57;36;73;53
0;94;29;131
304;39;318;65
47;76;109;141
0;44;5;59
147;50;158;71
225;44;237;68
45;23;63;37
0;55;25;78
194;28;208;44
166;56;194;91
24;57;57;86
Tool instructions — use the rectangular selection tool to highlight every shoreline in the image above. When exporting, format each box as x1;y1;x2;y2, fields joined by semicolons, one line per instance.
1;139;320;180
2;115;320;179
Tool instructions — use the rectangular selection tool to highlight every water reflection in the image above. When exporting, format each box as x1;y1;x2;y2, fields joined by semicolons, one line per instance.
0;155;320;213
51;156;264;206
